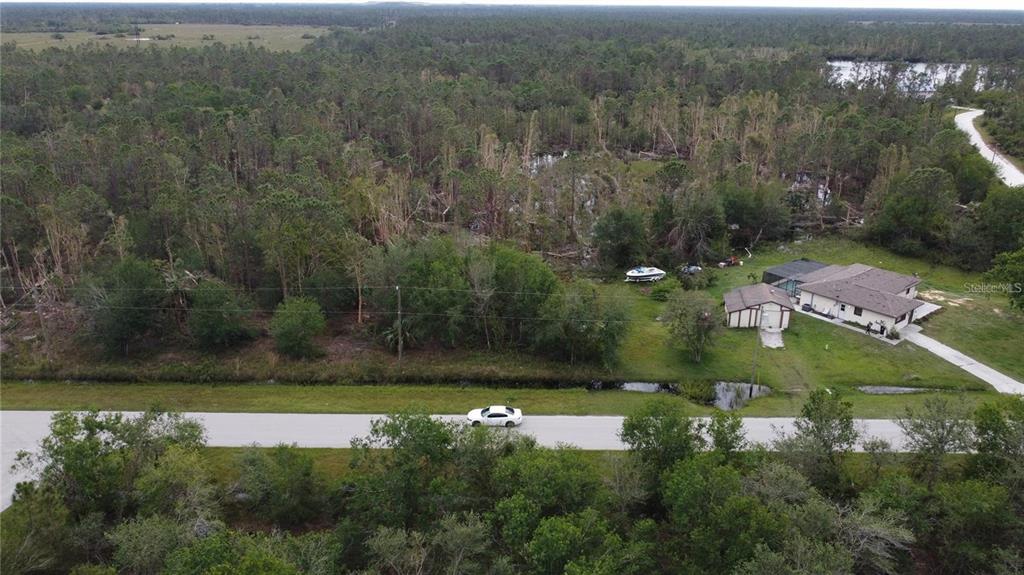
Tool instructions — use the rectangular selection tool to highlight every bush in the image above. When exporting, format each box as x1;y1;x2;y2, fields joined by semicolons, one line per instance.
108;515;188;575
188;280;253;349
679;268;717;291
269;297;326;358
649;277;681;301
664;291;722;363
534;280;628;366
84;256;165;356
302;268;356;313
678;380;716;404
234;445;326;528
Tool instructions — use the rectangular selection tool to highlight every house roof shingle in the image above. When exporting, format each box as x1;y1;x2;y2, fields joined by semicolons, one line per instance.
798;264;920;294
799;265;925;318
723;283;794;314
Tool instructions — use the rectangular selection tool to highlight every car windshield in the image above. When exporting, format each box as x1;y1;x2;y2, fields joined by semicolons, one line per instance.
505;407;515;414
480;407;490;415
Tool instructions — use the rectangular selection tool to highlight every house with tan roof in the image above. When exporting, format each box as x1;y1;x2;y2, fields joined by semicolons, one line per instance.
794;263;924;333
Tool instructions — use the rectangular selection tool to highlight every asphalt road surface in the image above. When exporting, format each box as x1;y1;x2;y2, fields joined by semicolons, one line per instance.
1;411;909;510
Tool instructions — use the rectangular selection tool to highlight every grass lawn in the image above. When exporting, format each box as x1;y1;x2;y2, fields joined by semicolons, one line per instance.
0;381;695;416
598;235;1017;414
0;380;997;419
4;24;329;51
701;236;1024;380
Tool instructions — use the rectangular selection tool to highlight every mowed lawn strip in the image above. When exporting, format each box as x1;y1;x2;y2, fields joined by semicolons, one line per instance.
0;381;696;416
0;381;997;419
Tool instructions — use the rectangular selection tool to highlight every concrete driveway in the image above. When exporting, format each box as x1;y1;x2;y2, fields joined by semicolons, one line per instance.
902;327;1024;395
2;410;910;511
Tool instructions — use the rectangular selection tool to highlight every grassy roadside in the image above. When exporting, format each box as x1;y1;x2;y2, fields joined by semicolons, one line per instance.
0;380;997;419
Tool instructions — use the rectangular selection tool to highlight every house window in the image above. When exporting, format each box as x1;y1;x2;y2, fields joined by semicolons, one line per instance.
840;304;846;312
906;288;910;294
853;307;863;316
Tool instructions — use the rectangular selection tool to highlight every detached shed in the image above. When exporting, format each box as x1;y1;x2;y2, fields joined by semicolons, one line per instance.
761;258;828;297
724;283;794;330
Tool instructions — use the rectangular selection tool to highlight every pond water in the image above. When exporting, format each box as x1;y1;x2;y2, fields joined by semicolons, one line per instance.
713;382;772;410
857;385;930;395
826;60;986;95
621;382;662;393
615;381;771;410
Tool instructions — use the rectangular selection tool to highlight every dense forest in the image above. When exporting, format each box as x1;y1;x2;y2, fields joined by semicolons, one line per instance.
2;7;1024;575
3;394;1023;574
2;6;1023;361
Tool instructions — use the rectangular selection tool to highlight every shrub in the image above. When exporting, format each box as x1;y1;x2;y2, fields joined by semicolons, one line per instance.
84;256;165;356
649;277;681;301
188;280;253;349
234;445;326;528
678;380;716;404
269;297;326;358
664;291;722;363
534;281;628;366
680;268;718;291
302;268;356;313
108;515;188;575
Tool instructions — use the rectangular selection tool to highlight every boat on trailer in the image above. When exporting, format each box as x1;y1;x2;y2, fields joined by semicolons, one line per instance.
625;266;667;282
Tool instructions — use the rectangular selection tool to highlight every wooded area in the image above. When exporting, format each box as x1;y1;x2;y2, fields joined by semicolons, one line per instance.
4;394;1023;574
2;6;1024;574
3;6;1022;363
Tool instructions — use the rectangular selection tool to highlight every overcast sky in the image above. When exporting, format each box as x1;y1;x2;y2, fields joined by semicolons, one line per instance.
4;0;1022;11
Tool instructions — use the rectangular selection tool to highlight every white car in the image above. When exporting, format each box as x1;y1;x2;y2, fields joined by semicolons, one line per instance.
467;405;524;428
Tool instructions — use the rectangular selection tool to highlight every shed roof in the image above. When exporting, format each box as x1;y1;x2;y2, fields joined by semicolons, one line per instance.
762;258;829;281
723;283;794;313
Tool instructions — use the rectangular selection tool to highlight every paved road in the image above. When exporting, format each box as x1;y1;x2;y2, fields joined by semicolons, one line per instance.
953;107;1024;188
902;328;1024;395
2;410;909;511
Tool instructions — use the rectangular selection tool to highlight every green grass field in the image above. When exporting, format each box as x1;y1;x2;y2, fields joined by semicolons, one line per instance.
698;236;1024;380
0;380;996;419
3;24;329;51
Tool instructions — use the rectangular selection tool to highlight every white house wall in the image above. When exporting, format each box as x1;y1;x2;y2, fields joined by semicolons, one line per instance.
798;293;909;331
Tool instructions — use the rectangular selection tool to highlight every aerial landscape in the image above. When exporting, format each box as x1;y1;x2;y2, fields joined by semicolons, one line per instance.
1;2;1023;573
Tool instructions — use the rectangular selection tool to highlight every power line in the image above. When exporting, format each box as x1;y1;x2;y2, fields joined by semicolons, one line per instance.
0;303;666;325
8;282;666;301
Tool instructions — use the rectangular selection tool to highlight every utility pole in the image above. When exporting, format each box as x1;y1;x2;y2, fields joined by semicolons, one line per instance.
396;285;403;363
750;329;759;386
